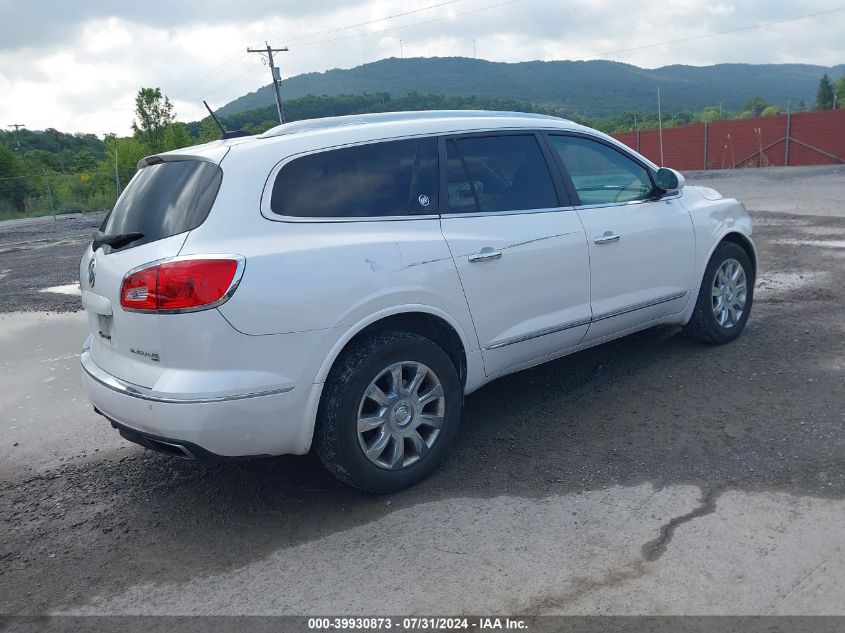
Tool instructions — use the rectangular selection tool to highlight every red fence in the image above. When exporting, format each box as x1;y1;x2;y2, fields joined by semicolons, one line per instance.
612;109;845;171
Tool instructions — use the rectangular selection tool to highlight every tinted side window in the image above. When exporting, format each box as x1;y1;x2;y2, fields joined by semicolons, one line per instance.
548;135;654;205
271;137;438;218
446;135;558;213
101;160;222;250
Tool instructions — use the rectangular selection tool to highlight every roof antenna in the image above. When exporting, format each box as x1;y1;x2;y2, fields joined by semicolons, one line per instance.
203;100;251;140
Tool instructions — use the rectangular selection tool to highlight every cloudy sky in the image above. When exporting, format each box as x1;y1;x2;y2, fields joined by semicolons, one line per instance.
1;0;843;135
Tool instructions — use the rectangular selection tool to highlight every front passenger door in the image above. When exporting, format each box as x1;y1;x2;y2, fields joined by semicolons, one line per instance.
546;134;696;342
439;133;591;377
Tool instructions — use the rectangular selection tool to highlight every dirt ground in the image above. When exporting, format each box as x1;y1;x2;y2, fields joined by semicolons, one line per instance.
1;166;844;618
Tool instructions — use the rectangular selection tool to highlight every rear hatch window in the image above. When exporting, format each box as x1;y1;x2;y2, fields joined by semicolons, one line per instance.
100;160;222;251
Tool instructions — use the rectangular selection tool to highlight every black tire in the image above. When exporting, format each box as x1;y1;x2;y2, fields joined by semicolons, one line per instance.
316;331;463;493
683;241;755;344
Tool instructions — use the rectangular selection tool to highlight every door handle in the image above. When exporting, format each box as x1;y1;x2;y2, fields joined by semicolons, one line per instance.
594;231;620;245
468;247;503;263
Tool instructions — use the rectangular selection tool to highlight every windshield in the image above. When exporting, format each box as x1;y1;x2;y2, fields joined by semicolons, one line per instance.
100;160;222;250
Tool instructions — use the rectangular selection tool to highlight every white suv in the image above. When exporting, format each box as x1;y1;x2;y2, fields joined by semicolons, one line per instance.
80;111;756;492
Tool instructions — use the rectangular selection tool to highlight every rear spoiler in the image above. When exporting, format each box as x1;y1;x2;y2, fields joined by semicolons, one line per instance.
137;144;231;169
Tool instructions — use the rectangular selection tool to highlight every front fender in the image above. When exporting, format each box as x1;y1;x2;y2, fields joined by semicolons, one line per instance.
683;186;755;282
680;185;756;323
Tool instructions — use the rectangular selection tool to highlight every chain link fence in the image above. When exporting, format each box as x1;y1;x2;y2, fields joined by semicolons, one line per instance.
0;168;137;221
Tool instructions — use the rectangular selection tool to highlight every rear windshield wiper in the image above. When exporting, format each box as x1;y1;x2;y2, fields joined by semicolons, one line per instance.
92;231;144;251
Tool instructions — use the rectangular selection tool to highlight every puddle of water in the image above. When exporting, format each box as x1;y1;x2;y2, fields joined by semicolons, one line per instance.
40;283;82;296
0;311;127;477
773;238;845;249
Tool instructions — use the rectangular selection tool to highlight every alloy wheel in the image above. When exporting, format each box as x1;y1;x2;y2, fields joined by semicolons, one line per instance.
356;361;446;470
711;258;747;329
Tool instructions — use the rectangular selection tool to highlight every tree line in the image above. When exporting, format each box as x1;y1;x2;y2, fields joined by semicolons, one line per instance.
0;88;195;217
3;78;844;219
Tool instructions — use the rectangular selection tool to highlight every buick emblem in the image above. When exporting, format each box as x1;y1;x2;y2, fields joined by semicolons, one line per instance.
418;194;430;207
88;257;96;288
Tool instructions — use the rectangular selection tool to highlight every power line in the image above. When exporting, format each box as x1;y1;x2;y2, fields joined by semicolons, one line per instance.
576;6;845;61
171;51;249;100
170;0;472;101
205;65;264;98
175;0;830;118
181;0;520;110
269;0;469;45
292;0;522;47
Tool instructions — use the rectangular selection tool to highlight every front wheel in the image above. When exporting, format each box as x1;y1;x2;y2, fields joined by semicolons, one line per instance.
683;241;754;344
316;331;463;493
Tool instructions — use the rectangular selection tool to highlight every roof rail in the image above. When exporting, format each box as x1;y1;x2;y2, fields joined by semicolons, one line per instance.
258;110;567;139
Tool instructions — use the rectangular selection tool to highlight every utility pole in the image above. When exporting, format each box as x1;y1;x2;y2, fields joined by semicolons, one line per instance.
400;39;404;58
113;145;121;199
784;103;792;167
8;123;26;155
247;42;289;125
43;169;55;216
657;86;664;166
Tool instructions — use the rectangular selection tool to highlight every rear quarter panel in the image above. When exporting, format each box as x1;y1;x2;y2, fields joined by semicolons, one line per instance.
177;142;480;384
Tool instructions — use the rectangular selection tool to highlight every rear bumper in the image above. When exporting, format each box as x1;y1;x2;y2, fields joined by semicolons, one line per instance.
81;341;294;404
81;344;314;457
103;415;270;463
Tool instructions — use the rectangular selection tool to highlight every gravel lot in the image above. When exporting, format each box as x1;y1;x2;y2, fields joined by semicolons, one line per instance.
0;213;103;313
1;166;844;618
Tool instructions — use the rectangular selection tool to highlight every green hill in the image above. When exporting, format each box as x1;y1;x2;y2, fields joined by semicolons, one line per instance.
217;57;845;119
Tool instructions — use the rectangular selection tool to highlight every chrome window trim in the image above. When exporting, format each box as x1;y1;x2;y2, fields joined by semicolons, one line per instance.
574;191;683;211
592;291;689;322
440;205;575;220
120;254;246;315
486;317;591;350
261;214;442;224
81;344;293;404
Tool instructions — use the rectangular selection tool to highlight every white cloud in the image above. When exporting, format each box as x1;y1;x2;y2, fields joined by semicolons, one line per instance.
0;0;842;135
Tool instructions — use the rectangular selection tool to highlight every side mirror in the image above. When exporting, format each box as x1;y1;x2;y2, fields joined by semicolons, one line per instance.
655;167;685;194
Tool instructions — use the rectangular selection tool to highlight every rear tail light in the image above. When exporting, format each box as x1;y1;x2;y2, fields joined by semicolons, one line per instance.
120;257;243;313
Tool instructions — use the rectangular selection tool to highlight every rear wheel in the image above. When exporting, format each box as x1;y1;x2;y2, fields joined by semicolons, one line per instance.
683;241;754;344
317;331;463;493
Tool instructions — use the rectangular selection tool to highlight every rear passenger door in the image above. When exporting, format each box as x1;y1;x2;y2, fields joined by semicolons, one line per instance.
438;132;591;377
